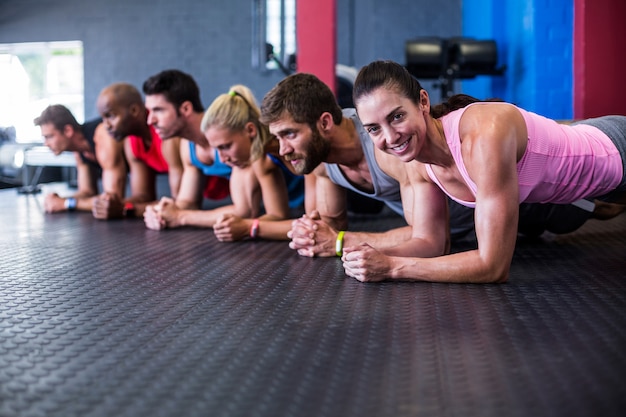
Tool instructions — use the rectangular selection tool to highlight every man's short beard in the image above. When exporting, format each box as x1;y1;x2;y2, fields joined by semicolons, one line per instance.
298;127;331;175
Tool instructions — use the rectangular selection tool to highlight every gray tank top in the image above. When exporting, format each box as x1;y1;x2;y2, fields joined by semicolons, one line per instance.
324;109;404;216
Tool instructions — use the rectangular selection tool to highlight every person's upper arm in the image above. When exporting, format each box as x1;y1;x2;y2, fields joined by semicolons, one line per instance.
175;139;204;209
313;164;348;231
377;148;448;242
378;147;449;257
253;156;290;220
123;138;156;203
225;167;257;218
462;104;524;282
94;124;127;198
404;164;450;254
73;152;98;197
303;174;317;214
162;137;184;199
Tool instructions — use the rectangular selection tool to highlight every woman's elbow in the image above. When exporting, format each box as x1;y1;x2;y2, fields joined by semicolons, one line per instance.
484;271;509;284
418;235;448;258
481;263;510;284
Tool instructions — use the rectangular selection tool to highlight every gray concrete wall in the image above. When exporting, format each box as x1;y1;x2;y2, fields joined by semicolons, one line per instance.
0;0;461;118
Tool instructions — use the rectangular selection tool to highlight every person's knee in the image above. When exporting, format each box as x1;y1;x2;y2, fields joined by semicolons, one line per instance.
591;200;626;220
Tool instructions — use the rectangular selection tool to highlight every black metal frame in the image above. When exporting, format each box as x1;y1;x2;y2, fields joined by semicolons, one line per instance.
405;37;506;99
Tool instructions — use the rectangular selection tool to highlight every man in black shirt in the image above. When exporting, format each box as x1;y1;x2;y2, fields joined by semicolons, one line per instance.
34;104;127;215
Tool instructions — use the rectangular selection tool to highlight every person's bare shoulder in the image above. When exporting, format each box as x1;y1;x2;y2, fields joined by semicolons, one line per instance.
460;102;523;136
373;146;406;181
93;122;124;155
93;122;113;143
312;162;329;179
161;136;183;167
460;102;527;160
179;138;193;165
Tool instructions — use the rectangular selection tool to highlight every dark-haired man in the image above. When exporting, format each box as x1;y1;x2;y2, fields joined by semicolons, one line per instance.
34;105;127;215
141;69;232;230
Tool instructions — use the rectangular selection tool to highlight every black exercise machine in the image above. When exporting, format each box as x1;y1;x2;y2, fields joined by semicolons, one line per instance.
405;37;506;100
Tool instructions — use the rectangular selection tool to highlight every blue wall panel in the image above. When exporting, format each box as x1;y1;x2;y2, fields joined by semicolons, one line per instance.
460;0;494;100
462;0;573;119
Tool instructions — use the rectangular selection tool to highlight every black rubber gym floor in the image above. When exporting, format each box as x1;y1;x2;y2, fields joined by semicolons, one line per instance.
1;184;624;417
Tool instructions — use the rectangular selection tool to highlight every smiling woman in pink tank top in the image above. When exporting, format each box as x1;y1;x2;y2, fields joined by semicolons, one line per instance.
341;60;626;285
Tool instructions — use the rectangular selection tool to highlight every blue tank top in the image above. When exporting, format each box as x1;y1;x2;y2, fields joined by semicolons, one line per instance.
188;141;232;179
268;154;305;208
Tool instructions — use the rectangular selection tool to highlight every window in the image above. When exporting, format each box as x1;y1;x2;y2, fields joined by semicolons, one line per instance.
0;41;84;143
252;0;296;73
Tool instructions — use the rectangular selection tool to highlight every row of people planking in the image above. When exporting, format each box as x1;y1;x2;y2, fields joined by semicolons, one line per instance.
34;61;626;284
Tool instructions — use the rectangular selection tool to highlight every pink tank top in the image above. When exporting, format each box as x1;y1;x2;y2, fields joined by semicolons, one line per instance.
128;125;169;173
426;103;622;207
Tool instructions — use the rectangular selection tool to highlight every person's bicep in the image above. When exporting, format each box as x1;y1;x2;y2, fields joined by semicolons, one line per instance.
167;168;184;200
100;164;127;198
314;166;348;231
386;171;449;257
95;131;127;197
124;139;157;202
162;137;183;168
73;154;98;197
162;137;184;198
255;159;290;219
376;149;447;249
472;174;519;282
406;175;449;241
226;168;252;217
175;146;204;209
303;174;317;214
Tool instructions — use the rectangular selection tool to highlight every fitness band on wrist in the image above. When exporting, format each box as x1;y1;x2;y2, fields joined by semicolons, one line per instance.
123;202;136;218
250;218;260;238
335;231;346;257
65;197;77;211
